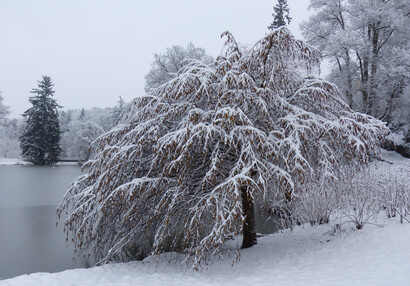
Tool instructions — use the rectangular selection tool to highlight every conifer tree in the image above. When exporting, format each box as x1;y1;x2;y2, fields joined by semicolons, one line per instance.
268;0;291;30
20;76;61;165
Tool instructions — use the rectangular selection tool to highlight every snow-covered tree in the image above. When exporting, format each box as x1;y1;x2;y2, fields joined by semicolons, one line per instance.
301;0;353;106
268;0;291;30
0;92;10;126
144;43;214;93
59;110;72;132
59;108;113;160
0;94;19;158
61;121;104;162
58;28;387;267
0;119;20;158
78;108;86;121
302;0;410;125
111;96;126;125
20;76;62;165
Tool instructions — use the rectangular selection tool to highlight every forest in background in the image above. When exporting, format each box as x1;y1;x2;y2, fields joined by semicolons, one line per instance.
0;95;124;161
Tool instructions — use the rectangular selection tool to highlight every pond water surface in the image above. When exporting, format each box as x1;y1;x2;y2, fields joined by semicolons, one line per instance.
0;165;90;280
0;164;280;280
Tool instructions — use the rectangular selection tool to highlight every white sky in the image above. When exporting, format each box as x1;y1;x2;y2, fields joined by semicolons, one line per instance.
0;0;311;118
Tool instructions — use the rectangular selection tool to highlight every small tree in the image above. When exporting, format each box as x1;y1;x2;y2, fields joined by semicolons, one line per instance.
268;0;291;30
58;29;387;267
20;76;61;165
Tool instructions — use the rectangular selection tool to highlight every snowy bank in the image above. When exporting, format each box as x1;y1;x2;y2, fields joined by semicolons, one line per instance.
56;161;81;166
0;158;32;166
0;158;80;166
2;218;410;286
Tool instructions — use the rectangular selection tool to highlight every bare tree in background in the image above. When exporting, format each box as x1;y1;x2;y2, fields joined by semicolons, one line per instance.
144;43;213;93
302;0;410;127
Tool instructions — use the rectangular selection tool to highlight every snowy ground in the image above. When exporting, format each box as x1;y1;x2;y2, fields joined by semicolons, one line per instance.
2;151;409;286
2;216;409;286
0;158;79;166
0;158;32;166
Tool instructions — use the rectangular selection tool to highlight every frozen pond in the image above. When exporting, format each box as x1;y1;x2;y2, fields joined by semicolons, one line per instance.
0;165;90;280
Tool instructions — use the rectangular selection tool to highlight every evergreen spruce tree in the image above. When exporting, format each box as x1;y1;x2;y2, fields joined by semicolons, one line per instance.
20;76;62;165
268;0;291;30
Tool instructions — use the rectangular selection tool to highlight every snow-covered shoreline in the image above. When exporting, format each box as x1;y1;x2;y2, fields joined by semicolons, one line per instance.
2;217;409;286
0;158;80;166
0;158;32;166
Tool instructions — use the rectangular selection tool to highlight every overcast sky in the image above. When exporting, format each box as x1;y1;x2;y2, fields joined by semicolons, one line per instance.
0;0;312;118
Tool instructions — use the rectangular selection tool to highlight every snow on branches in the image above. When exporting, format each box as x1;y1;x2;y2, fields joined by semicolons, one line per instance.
57;28;388;268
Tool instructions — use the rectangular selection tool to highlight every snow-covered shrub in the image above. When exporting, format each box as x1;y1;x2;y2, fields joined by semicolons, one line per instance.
329;158;410;229
336;168;384;229
290;180;338;226
57;28;387;267
379;161;410;223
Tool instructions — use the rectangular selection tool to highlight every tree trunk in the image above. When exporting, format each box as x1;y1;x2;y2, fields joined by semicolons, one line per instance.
368;25;379;116
362;55;369;113
344;49;353;108
241;186;257;249
381;83;399;125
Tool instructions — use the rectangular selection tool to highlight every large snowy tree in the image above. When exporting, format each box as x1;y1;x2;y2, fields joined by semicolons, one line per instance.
20;76;62;165
302;0;410;126
144;43;214;93
58;28;387;267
